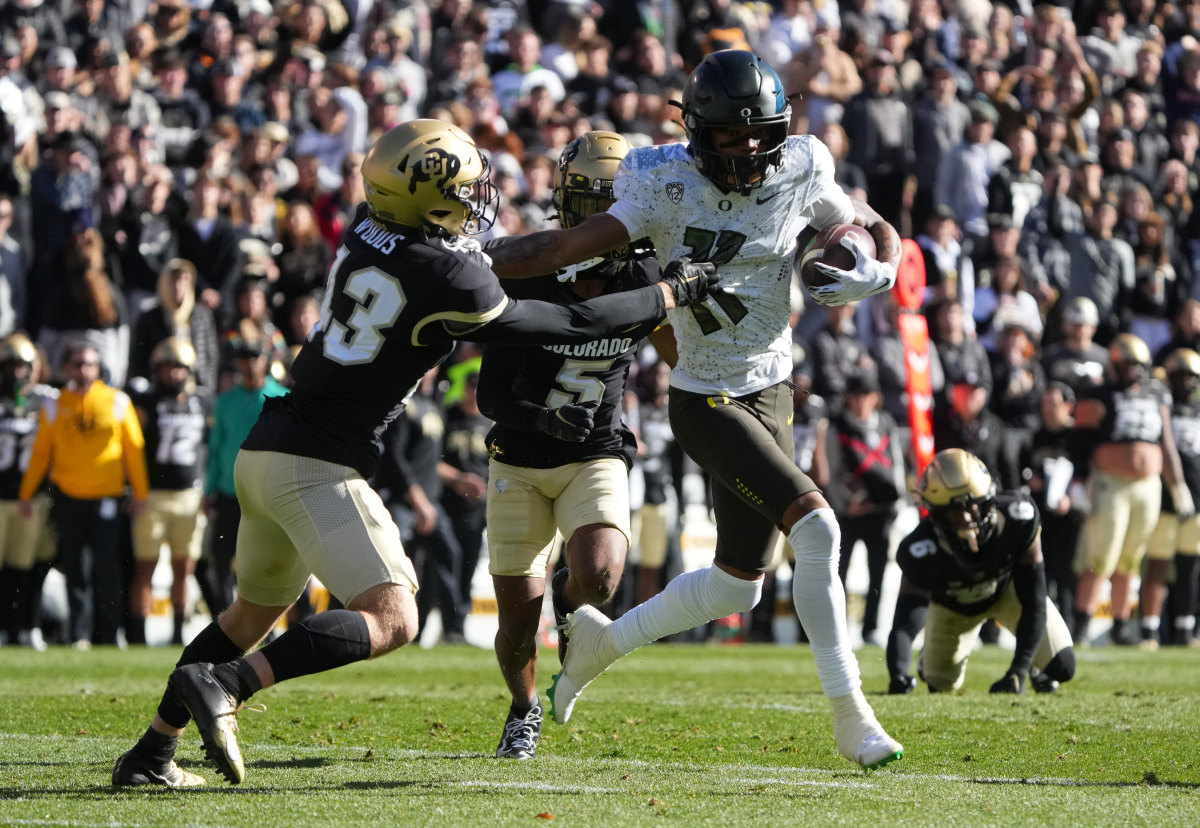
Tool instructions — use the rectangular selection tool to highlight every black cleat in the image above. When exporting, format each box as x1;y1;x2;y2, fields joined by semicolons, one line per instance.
112;749;205;788
888;674;917;695
550;568;572;665
169;663;245;784
1030;669;1060;694
495;699;543;760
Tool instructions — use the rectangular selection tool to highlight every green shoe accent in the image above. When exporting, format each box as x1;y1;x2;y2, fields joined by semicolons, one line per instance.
862;748;903;772
546;672;563;723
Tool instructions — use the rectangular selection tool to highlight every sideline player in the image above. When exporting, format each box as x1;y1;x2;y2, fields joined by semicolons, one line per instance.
480;131;669;759
886;448;1076;694
111;119;717;787
488;50;903;769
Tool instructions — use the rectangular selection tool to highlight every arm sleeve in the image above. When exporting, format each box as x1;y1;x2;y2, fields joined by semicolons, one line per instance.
476;345;546;431
886;589;929;681
1010;561;1048;676
465;285;666;345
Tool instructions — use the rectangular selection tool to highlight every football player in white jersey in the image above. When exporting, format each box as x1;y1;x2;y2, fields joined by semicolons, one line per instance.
489;49;904;770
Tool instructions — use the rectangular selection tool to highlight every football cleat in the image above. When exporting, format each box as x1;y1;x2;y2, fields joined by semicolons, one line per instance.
888;674;917;695
112;750;206;788
1029;669;1060;694
495;699;543;760
169;663;245;784
550;568;572;665
831;688;904;771
546;605;623;724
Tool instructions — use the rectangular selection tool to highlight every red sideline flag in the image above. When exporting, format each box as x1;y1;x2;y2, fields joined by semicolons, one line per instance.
895;239;934;483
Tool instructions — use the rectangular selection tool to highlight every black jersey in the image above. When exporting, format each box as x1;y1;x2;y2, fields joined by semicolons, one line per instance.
896;491;1041;616
1167;396;1200;511
0;396;38;500
1081;380;1169;445
130;383;212;490
478;258;661;470
242;204;668;479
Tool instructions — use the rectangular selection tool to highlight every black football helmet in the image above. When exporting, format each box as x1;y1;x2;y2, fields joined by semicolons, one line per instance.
919;448;999;561
678;50;791;192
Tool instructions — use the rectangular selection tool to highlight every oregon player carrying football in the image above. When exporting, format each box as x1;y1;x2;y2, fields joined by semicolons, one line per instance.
112;119;718;788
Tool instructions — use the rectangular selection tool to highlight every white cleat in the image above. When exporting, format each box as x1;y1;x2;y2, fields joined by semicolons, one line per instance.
831;688;904;770
546;605;623;724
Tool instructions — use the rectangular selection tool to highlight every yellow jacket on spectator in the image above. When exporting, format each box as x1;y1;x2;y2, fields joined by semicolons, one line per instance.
19;381;150;501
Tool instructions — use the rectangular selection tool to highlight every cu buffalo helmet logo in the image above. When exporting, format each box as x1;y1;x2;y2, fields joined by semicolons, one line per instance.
666;182;684;204
408;148;461;194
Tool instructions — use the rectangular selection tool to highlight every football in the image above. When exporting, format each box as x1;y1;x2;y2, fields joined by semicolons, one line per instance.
799;223;877;289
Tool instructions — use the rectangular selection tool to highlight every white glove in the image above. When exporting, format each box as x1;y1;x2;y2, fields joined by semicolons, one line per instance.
809;234;897;307
1173;483;1196;521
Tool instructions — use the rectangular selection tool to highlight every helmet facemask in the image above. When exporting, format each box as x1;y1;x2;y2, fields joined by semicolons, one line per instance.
929;495;998;561
689;117;790;192
552;130;631;275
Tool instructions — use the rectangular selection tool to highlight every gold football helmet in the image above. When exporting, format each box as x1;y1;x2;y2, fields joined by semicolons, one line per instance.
919;448;998;558
1108;332;1151;388
150;337;198;370
1163;347;1200;377
0;332;36;365
360;119;498;236
553;130;629;229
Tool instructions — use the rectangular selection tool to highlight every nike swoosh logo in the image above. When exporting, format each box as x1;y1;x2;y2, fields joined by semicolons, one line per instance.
756;192;781;205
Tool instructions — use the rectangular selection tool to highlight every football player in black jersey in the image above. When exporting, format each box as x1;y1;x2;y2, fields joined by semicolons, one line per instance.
112;119;718;788
479;131;669;759
887;448;1076;695
127;338;212;647
1071;333;1190;646
1138;348;1200;648
0;334;52;650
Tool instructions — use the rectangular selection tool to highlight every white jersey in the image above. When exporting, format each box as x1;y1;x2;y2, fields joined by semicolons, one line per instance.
609;136;854;396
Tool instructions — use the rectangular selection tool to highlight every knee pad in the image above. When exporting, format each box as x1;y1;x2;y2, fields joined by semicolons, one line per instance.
704;565;763;618
1043;648;1076;683
788;508;841;568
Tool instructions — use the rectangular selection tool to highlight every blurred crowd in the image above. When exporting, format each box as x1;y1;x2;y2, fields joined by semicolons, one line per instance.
2;0;1200;651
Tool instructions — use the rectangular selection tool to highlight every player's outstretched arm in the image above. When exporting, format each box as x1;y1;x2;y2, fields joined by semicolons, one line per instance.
886;577;928;694
489;214;631;279
992;538;1048;694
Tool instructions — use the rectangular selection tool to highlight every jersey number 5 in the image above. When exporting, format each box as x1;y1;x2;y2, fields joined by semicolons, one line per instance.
682;226;748;335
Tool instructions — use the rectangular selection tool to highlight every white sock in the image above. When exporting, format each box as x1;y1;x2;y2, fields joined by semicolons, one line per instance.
1142;615;1161;631
1177;615;1196;632
788;508;861;698
610;564;762;656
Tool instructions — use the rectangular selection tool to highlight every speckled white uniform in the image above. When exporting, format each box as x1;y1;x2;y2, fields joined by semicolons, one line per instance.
608;135;854;396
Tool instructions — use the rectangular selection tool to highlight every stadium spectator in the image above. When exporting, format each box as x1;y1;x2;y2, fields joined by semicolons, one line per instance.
19;340;148;648
128;258;220;391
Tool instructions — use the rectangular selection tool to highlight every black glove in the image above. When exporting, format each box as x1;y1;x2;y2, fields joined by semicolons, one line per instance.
888;674;917;695
662;257;719;307
989;670;1027;694
535;403;596;442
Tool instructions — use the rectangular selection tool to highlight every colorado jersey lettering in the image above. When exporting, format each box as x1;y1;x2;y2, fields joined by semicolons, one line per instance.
481;263;660;469
896;491;1041;616
607;136;854;396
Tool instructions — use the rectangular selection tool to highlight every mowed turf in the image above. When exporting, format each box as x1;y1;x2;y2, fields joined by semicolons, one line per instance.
1;641;1198;827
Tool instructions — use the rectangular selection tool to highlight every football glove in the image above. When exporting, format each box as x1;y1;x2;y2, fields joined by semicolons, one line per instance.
662;257;720;307
888;674;917;695
536;402;597;443
989;670;1027;694
1172;483;1196;521
810;234;897;307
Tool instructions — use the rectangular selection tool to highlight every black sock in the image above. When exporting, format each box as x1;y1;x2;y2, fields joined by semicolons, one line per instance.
256;609;371;685
511;695;539;716
134;726;179;766
156;622;245;728
212;659;263;703
126;616;146;646
173;614;186;642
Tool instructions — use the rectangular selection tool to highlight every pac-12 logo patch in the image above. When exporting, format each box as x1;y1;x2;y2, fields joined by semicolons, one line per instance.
666;182;684;204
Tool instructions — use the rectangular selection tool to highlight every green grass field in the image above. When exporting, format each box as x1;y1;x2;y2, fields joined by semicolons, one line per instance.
2;641;1198;827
